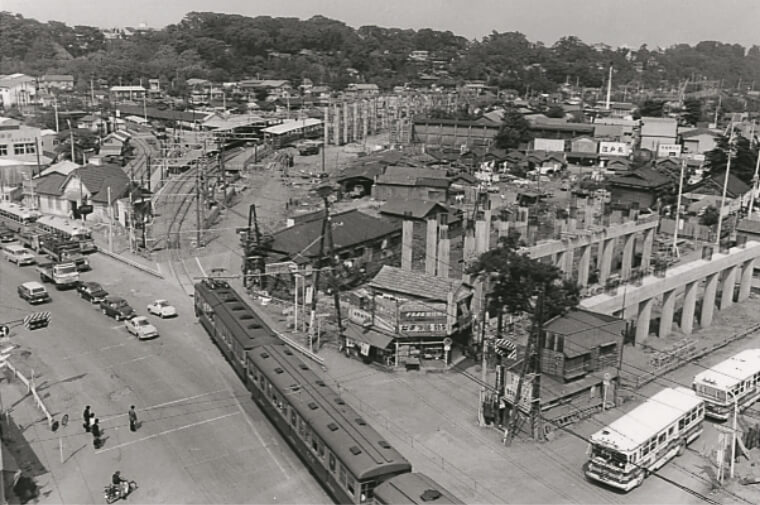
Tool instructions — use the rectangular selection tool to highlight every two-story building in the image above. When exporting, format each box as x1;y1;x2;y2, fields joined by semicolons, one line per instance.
373;166;451;202
39;75;75;93
110;85;146;101
0;74;36;109
606;166;673;209
639;117;678;152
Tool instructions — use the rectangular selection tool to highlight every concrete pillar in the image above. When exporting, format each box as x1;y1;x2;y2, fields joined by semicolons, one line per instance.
739;259;755;302
681;281;698;335
578;245;591;287
437;225;450;278
333;104;340;145
401;219;414;271
463;225;476;263
497;220;510;239
659;289;676;337
701;273;719;328
475;219;488;253
352;101;359;142
483;203;492;250
555;251;566;271
640;229;654;272
621;233;635;280
425;218;437;276
720;265;738;310
343;103;349;144
323;107;329;146
599;238;615;284
596;239;605;271
567;218;577;232
636;298;654;343
563;247;575;280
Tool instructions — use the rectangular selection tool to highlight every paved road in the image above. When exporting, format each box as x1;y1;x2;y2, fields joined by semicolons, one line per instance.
0;255;330;504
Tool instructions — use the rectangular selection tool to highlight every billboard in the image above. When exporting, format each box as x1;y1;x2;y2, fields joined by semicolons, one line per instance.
599;141;630;156
398;303;448;336
503;370;533;413
657;144;682;158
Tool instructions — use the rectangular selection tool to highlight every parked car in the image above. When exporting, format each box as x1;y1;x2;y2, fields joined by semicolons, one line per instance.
125;316;159;340
77;281;108;304
3;244;36;265
18;281;50;304
0;226;15;243
146;299;177;318
100;296;136;321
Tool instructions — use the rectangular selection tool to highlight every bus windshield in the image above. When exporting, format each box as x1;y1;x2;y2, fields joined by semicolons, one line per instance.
591;444;628;468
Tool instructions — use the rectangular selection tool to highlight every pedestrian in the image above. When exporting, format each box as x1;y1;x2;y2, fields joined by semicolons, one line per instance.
88;412;96;431
92;419;101;449
128;406;137;432
83;406;91;433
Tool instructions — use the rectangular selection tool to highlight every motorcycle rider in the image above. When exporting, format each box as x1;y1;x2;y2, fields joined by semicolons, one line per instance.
111;471;128;497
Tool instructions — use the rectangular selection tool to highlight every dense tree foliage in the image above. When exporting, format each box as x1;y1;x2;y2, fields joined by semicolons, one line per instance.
468;232;580;323
705;133;759;185
3;11;760;94
494;109;533;150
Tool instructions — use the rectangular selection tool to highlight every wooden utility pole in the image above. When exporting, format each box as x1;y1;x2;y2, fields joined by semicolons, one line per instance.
309;196;330;351
324;198;344;339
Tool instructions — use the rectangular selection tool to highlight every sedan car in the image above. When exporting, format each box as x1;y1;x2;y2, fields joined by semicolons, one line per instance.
147;299;177;318
125;316;159;340
100;296;137;321
77;281;108;304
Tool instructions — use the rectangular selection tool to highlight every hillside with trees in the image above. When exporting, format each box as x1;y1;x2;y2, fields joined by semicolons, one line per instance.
2;10;760;94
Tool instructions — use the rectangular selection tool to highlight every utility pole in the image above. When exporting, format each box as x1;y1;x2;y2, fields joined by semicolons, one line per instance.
506;286;545;445
195;163;202;247
672;157;686;257
309;191;330;352
323;196;344;340
716;122;735;246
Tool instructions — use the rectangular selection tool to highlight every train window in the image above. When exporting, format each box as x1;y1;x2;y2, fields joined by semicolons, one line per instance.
291;410;297;426
303;425;311;444
312;436;319;454
339;464;347;487
346;475;356;496
298;416;306;437
329;453;336;473
318;439;325;458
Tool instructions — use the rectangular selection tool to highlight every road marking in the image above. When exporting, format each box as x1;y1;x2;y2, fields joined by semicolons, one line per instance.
195;257;207;278
233;398;290;478
95;411;240;454
100;388;231;423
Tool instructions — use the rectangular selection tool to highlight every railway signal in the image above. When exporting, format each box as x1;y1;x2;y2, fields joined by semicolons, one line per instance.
24;312;51;331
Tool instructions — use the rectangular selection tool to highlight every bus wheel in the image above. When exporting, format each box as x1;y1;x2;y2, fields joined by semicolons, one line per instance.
634;473;645;489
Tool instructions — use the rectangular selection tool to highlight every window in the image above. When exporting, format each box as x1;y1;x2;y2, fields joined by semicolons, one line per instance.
291;410;297;426
668;426;674;436
658;432;667;444
339;464;347;487
0;145;7;156
347;475;356;496
13;144;25;155
298;416;306;437
329;453;336;473
359;482;375;503
678;418;686;430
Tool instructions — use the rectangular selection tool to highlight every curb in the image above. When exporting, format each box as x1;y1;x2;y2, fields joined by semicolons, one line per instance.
97;249;164;279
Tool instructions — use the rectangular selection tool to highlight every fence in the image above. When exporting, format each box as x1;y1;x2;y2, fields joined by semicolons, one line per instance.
627;322;760;389
97;248;164;279
4;361;55;431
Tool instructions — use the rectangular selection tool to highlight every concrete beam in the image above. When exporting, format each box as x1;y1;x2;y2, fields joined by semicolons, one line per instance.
401;219;414;271
681;281;698;335
659;289;676;337
636;298;654;343
581;241;760;315
739;259;755;302
701;273;719;328
720;265;738;310
521;214;658;261
621;233;635;280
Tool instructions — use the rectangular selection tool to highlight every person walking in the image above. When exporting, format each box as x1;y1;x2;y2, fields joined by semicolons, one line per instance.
128;406;137;432
83;406;91;433
92;418;101;449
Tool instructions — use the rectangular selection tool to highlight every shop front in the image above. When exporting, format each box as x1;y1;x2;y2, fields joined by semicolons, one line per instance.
342;322;395;367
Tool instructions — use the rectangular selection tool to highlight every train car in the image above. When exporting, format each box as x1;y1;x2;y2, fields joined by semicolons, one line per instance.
194;279;278;380
247;342;412;504
374;473;464;505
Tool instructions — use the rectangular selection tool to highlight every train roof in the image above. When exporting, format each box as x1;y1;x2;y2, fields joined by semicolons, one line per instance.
590;387;703;453
195;279;277;350
693;349;760;390
374;473;464;505
249;343;412;480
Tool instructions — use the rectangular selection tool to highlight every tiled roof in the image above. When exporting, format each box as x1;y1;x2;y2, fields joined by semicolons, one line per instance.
543;309;624;359
336;163;385;182
369;265;471;303
379;199;453;220
116;104;209;123
33;173;67;196
74;164;131;203
376;166;450;188
606;167;671;188
268;209;400;259
707;172;751;198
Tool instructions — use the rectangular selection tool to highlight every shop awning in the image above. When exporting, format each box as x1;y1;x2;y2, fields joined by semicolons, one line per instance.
343;322;395;349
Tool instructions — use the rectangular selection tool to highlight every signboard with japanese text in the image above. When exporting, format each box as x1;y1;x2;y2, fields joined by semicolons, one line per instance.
503;370;533;414
599;141;630;156
657;144;682;158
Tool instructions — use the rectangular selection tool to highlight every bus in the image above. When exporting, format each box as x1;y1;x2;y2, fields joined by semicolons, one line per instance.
35;215;97;253
0;202;40;232
692;349;760;420
585;387;704;491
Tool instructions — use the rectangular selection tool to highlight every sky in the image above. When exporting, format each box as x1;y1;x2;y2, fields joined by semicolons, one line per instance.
3;0;760;49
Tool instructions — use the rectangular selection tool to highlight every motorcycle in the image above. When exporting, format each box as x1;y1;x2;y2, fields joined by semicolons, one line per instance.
104;480;137;503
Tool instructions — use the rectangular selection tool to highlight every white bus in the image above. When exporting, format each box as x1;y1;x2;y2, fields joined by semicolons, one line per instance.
692;349;760;420
585;387;704;491
0;202;40;232
35;215;97;253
